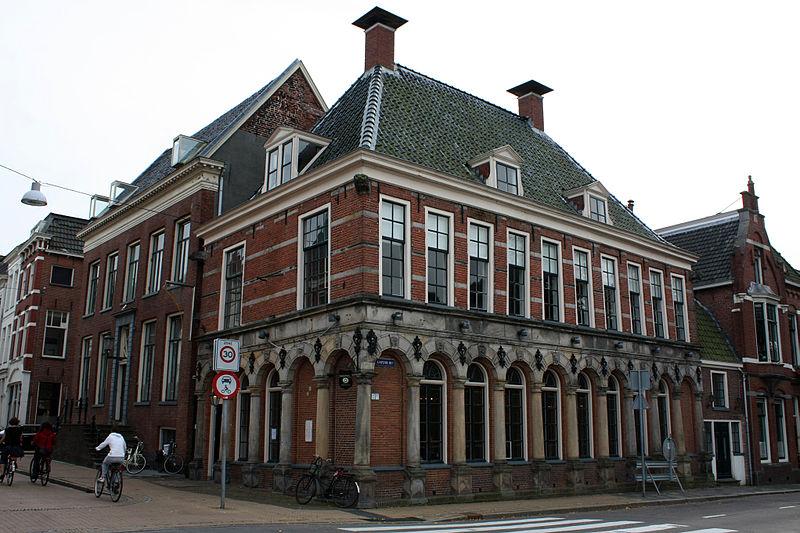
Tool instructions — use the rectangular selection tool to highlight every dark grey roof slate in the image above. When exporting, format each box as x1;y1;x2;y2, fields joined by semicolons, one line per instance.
39;213;88;255
312;65;661;242
695;299;738;363
774;249;800;285
661;218;739;286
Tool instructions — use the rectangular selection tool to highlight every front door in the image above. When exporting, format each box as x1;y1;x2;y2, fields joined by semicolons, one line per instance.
212;403;223;464
714;421;732;479
35;382;61;424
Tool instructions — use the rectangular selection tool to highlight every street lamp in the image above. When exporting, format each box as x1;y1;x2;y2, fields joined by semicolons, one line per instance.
21;181;47;206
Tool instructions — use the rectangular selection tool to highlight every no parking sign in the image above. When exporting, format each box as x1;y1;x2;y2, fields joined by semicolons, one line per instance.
213;338;241;371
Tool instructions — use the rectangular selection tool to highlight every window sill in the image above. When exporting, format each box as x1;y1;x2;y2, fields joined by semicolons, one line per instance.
421;463;450;470
82;313;95;319
545;459;567;465
712;406;730;412
373;465;404;472
100;307;113;314
142;292;159;299
507;460;530;466
50;283;74;288
159;401;178;406
465;461;492;468
41;355;66;360
92;404;104;408
133;402;150;407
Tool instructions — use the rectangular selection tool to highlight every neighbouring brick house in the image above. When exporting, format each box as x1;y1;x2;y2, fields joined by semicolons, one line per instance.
659;178;800;485
67;60;326;462
0;214;86;426
189;8;709;507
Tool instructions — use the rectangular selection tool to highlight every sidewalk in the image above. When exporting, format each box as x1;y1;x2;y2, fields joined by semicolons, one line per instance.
21;456;800;526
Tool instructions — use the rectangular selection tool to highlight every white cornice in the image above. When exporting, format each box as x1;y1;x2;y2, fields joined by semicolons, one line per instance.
197;150;698;269
694;280;733;290
656;210;739;236
700;359;742;369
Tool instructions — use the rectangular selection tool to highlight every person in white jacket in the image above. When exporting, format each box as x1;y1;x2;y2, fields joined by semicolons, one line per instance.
95;429;127;483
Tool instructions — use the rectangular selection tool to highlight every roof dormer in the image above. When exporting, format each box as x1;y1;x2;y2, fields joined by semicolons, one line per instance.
564;182;613;225
468;145;524;196
171;135;206;167
264;127;330;191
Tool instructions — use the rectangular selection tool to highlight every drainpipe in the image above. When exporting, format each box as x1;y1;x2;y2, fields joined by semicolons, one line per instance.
740;368;754;485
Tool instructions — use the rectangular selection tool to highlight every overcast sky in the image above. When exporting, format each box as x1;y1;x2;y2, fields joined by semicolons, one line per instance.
1;1;798;266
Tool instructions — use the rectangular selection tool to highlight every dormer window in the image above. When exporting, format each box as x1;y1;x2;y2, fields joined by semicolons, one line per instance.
588;195;607;223
468;145;524;196
496;162;519;194
171;135;206;167
265;128;329;192
564;182;613;225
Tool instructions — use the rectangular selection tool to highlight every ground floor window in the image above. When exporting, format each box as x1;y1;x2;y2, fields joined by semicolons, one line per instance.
542;370;561;460
504;367;525;461
266;371;281;463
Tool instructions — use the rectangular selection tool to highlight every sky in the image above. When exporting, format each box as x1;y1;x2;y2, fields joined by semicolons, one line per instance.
1;1;798;265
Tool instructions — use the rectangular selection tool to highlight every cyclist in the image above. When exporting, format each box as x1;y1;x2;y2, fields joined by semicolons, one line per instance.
32;421;56;471
0;417;25;479
95;426;126;485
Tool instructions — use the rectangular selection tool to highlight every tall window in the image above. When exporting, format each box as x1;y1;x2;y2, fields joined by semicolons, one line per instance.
96;333;112;405
628;264;643;334
775;400;787;461
266;371;281;463
267;146;280;190
163;315;182;401
496;162;518;194
576;373;593;458
589;195;607;223
43;310;68;358
172;219;191;283
542;240;561;321
574;249;591;327
711;371;728;409
103;253;118;309
124;242;140;302
505;367;525;460
507;232;527;317
427;212;450;305
465;363;487;462
756;398;770;461
280;140;293;184
790;314;799;367
85;261;100;315
138;321;156;402
602;257;619;331
657;381;671;442
147;231;165;294
420;361;445;463
607;376;621;457
469;223;490;311
238;375;250;461
302;210;329;308
79;337;92;401
542;370;561;460
755;302;781;362
672;276;688;341
381;200;406;298
223;246;244;329
754;250;763;284
650;270;666;338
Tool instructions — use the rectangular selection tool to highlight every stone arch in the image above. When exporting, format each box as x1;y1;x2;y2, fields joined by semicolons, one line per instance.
291;357;317;464
680;376;700;455
372;348;408;467
322;348;354;375
375;345;414;375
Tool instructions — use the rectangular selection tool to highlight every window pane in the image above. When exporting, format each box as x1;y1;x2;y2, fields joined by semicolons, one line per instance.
543;242;560;321
469;224;490;311
224;247;244;328
381;201;406;297
281;140;293;184
51;266;73;286
297;140;321;172
303;211;329;308
427;213;449;305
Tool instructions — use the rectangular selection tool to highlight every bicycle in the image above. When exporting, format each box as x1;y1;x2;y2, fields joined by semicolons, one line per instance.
125;437;146;475
94;461;124;502
161;440;184;475
29;450;51;486
295;456;359;508
0;455;18;486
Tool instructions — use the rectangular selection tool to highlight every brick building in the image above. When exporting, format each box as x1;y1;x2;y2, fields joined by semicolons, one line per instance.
188;8;708;507
660;178;800;485
0;214;86;426
68;59;326;461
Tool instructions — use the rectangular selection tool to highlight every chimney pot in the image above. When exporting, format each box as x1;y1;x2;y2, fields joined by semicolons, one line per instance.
353;7;407;71
627;199;635;212
741;175;759;212
508;79;553;131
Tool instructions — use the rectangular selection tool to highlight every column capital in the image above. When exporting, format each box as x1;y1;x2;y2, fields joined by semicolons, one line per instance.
694;391;704;402
493;381;506;392
452;378;467;390
249;388;263;397
596;386;608;396
279;380;293;391
531;382;543;393
407;374;423;387
313;375;330;389
671;389;682;400
357;371;376;385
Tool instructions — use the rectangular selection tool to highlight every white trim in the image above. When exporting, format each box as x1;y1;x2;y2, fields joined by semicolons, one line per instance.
753;301;782;363
572;246;595;328
506;229;530;318
606;375;623;458
504;367;528;461
49;264;74;287
600;254;622;332
710;370;729;409
234;380;251;461
95;332;112;405
626;261;646;335
656;210;739;236
102;252;119;310
296;204;332;310
420;359;448;464
42;309;69;359
657;379;672;437
700;359;743;369
670;273;690;342
576;373;594;458
218;241;247;330
694;280;734;290
775;398;789;462
145;230;166;296
540;237;564;322
264;130;331;192
649;268;669;340
123;241;141;302
137;320;157;403
465;363;490;462
171;218;191;284
378;195;412;300
541;370;562;460
161;313;183;402
424;207;455;307
84;260;101;316
467;218;495;313
264;370;281;463
77;336;93;400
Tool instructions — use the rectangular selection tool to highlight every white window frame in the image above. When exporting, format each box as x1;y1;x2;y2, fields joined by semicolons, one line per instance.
296;204;332;310
600;254;622;331
649;268;669;340
607;376;623;457
467;218;495;313
78;336;92;400
540;237;564;322
588;194;608;224
627;262;646;335
103;252;119;310
506;229;530;318
85;260;100;316
542;370;563;460
504;367;528;461
754;252;763;285
234;377;251;461
420;359;448;464
264;129;329;191
671;273;690;342
572;246;595;328
161;313;183;402
756;397;771;463
137;320;157;403
95;332;112;406
378;195;412;300
123;241;141;302
465;363;490;463
493;161;522;196
172;218;191;284
710;371;729;409
263;370;282;463
42;309;69;359
146;230;166;295
790;312;800;367
775;399;788;462
218;241;247;330
657;380;672;439
50;265;74;287
468;146;525;196
576;373;594;458
424;207;455;306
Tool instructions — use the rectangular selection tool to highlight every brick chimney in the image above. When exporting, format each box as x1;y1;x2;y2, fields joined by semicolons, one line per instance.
741;175;759;212
508;80;553;131
353;7;407;71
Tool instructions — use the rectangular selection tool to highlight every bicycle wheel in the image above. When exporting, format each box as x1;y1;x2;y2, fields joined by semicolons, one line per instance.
110;470;123;502
331;476;359;508
295;474;316;504
6;462;14;486
126;453;146;475
163;455;184;475
94;469;104;497
29;456;39;483
40;460;50;486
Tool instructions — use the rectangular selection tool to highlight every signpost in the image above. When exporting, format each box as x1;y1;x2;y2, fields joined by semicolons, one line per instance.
628;369;651;496
211;339;242;510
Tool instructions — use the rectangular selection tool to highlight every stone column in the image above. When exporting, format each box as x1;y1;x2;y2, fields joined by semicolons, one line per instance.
189;392;207;480
353;371;377;508
670;391;686;455
694;392;705;453
623;390;637;457
314;377;330;459
492;381;512;495
530;383;545;460
247;390;262;463
648;391;662;454
565;388;579;460
450;378;471;496
273;380;293;493
404;375;426;503
595;387;610;458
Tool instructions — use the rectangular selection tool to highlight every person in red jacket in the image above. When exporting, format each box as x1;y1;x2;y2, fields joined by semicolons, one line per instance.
32;422;56;461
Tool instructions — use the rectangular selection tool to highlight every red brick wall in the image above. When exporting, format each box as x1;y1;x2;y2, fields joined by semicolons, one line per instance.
293;359;316;464
332;355;356;465
371;353;405;466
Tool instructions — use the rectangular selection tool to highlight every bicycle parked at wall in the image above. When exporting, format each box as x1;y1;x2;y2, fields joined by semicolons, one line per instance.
295;456;359;508
125;437;146;475
159;440;184;475
94;461;124;502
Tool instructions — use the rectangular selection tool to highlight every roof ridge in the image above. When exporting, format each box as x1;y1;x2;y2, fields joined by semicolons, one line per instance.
656;210;739;236
358;66;385;150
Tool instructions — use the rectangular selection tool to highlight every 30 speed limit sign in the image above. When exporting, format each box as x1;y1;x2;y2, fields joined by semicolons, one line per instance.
213;339;241;371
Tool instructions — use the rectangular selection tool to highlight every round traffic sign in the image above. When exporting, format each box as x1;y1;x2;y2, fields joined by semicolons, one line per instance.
662;436;677;463
212;371;240;400
219;345;237;364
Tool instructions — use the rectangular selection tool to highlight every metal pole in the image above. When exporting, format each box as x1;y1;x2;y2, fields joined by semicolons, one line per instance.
220;398;228;509
638;378;646;497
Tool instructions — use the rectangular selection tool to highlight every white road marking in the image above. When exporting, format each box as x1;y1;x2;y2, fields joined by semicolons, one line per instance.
485;522;642;533
680;529;737;533
339;518;565;532
342;519;642;533
604;525;683;533
778;505;796;509
701;515;726;519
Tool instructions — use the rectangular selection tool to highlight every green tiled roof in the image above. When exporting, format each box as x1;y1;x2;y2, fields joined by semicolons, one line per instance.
312;65;664;243
695;300;738;363
774;249;800;285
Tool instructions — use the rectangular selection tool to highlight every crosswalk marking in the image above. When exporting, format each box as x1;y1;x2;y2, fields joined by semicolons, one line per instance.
680;529;736;533
342;519;603;533
604;525;682;533
339;518;565;532
701;515;726;519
